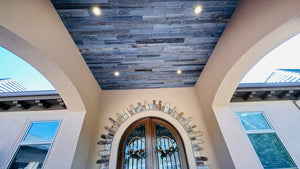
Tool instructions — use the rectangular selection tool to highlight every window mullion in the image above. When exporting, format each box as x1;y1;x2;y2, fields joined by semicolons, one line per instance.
19;142;52;146
245;129;275;134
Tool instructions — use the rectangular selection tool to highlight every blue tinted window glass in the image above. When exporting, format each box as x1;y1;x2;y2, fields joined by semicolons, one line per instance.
248;133;296;168
8;144;50;169
237;112;271;130
23;121;60;143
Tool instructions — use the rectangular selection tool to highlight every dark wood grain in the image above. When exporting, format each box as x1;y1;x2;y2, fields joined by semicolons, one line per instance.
116;118;188;169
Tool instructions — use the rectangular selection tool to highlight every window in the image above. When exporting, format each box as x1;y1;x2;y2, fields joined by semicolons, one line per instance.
7;121;60;169
237;112;297;169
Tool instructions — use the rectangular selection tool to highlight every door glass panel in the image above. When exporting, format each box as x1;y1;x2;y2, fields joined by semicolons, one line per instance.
123;123;146;169
155;123;181;169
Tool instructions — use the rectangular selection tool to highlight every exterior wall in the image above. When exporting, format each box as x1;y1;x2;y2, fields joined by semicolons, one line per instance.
212;101;300;169
0;1;103;169
1;1;300;169
0;78;28;92
87;87;220;169
0;110;85;169
195;1;300;168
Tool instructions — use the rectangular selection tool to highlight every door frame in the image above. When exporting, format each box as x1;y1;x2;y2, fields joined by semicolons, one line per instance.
117;117;188;169
109;111;197;169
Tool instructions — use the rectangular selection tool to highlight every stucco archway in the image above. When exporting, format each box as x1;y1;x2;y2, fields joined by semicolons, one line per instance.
0;1;102;169
0;25;85;112
196;1;300;108
213;15;300;107
194;1;300;168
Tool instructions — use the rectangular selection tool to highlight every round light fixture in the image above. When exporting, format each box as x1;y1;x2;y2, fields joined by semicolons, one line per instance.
93;7;101;16
114;71;120;76
177;70;182;74
194;6;202;14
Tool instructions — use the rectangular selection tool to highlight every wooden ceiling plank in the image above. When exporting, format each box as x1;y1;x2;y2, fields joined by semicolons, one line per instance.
52;0;238;90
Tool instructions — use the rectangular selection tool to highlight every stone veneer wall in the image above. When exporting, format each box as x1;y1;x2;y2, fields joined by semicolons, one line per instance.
96;100;209;169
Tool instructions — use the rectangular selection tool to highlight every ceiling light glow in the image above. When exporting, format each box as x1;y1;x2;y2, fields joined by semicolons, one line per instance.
177;70;182;74
194;6;202;14
114;71;120;76
93;7;101;16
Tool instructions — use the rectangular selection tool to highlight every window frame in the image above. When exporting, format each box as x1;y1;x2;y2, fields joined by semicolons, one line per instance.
6;120;61;169
236;111;297;169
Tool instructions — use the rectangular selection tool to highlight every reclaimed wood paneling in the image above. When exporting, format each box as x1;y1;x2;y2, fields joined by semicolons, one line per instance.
52;0;239;89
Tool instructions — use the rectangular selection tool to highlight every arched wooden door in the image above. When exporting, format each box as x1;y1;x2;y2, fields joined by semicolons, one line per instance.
117;118;188;169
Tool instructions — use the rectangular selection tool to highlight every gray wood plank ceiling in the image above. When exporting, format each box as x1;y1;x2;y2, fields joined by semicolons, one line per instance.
52;0;239;90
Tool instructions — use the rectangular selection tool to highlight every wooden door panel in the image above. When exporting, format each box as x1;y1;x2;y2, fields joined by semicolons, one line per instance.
118;118;188;169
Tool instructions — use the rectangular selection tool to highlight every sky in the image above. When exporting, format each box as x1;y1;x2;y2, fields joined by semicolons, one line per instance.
24;121;60;141
240;33;300;83
0;46;55;91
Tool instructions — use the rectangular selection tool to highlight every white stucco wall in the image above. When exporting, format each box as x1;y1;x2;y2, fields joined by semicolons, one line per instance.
0;1;102;168
0;110;85;169
195;1;300;168
212;101;300;169
1;1;300;169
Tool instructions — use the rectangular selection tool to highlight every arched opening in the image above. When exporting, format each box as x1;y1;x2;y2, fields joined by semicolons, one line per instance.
212;15;300;107
194;2;300;168
0;46;55;92
117;117;188;169
0;25;86;112
240;33;300;85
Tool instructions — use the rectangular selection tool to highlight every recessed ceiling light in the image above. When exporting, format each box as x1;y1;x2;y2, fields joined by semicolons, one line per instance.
93;7;101;16
177;70;182;74
194;6;202;14
114;71;120;76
